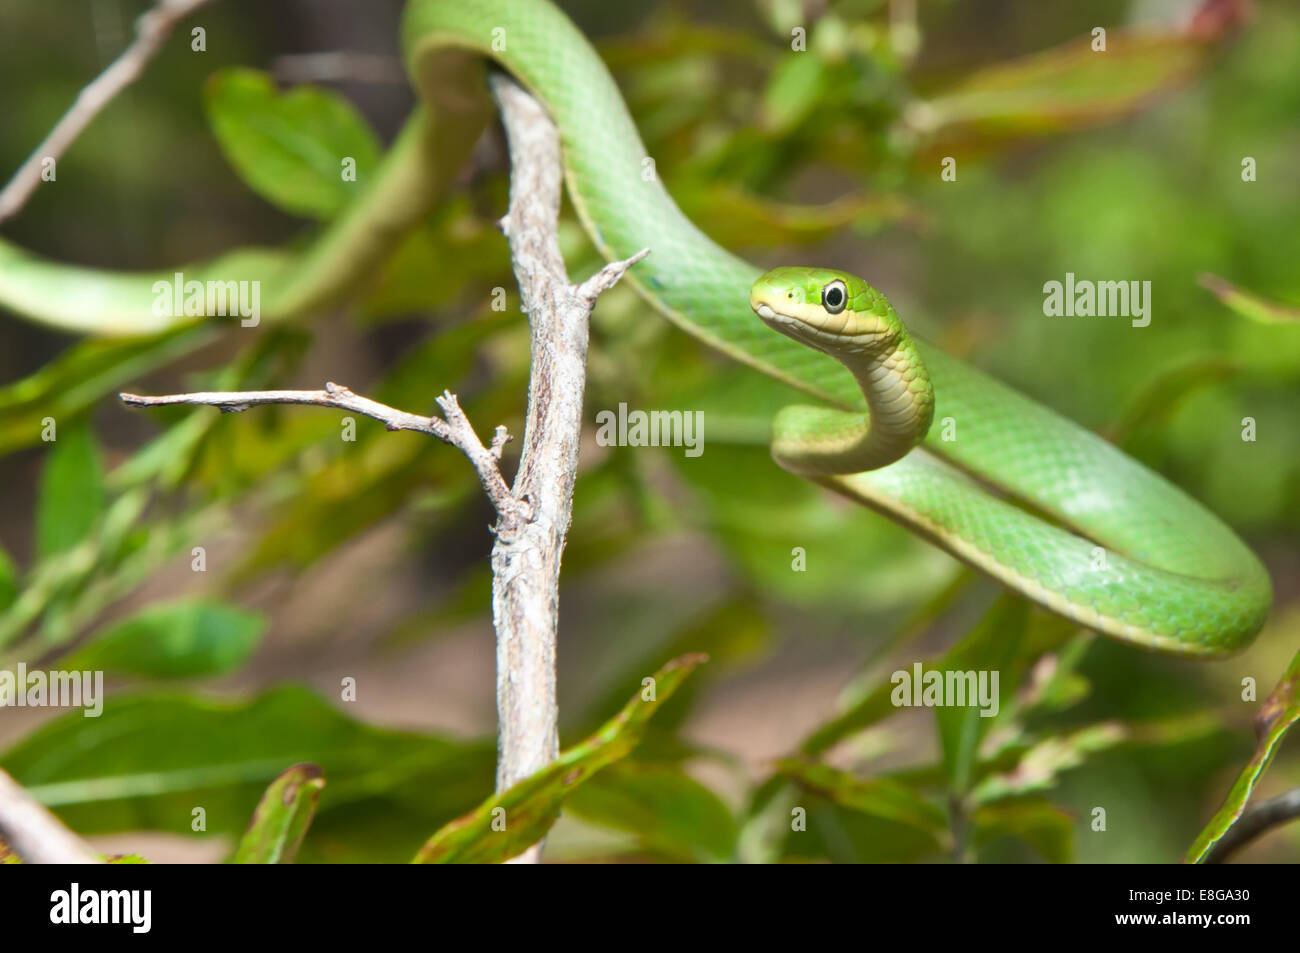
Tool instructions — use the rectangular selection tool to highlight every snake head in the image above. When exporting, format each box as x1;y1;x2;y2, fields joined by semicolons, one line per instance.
750;267;903;354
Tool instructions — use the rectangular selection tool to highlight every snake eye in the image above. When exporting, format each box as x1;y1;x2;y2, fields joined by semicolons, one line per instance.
821;280;847;314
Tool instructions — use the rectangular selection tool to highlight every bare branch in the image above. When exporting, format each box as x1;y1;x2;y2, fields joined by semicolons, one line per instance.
575;248;651;304
0;0;219;224
0;767;101;864
487;71;646;863
489;425;512;461
120;382;523;521
1203;787;1300;863
119;71;646;870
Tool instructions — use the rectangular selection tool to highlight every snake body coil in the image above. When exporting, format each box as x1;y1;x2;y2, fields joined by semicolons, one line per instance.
403;0;1271;657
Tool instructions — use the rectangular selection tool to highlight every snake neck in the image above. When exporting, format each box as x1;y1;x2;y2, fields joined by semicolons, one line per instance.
773;334;935;477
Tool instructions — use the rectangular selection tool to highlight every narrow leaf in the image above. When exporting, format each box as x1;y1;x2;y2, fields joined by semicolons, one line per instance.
0;546;16;613
233;764;325;864
776;759;948;835
973;797;1074;864
565;761;737;862
1200;273;1300;325
1186;650;1300;863
36;422;104;560
412;654;708;864
935;594;1030;793
920;28;1219;140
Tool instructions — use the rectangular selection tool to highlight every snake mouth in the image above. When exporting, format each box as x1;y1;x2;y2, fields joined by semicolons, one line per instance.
752;298;881;353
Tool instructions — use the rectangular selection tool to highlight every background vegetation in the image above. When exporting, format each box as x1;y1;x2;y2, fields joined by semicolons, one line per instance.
0;0;1296;863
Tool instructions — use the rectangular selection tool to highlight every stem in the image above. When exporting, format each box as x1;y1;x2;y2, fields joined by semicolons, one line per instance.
486;71;647;863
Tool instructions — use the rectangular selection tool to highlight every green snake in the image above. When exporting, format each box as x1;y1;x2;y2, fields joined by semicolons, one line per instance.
0;0;1272;656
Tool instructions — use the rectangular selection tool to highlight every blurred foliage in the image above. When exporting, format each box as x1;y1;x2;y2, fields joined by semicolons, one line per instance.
413;654;706;863
0;0;1296;864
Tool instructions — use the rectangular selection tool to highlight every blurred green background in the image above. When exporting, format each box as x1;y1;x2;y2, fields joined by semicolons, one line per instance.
0;0;1296;863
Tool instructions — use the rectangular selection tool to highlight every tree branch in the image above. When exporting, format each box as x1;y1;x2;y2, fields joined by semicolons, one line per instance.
1203;786;1300;863
0;767;101;864
120;383;525;523
487;70;647;863
118;73;645;867
0;0;219;224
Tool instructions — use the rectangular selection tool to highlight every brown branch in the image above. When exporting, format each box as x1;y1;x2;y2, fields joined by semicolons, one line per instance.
0;0;220;224
487;71;647;864
118;72;646;870
120;382;525;523
0;767;101;864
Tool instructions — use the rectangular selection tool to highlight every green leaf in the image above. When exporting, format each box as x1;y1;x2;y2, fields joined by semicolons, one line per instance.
0;326;216;457
776;758;949;836
675;185;914;250
919;28;1217;142
63;600;267;679
36;423;104;560
2;683;495;862
565;761;737;862
970;723;1127;804
233;764;325;864
1186;649;1300;863
1200;273;1300;325
973;797;1074;864
204;68;382;220
0;546;16;613
934;594;1031;793
570;596;768;745
760;52;827;134
412;654;708;863
1105;357;1239;448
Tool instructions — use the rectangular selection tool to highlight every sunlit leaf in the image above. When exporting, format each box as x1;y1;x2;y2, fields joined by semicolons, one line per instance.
971;723;1127;804
204;69;382;220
